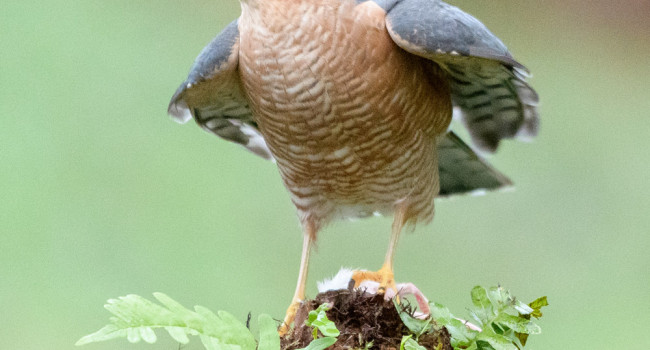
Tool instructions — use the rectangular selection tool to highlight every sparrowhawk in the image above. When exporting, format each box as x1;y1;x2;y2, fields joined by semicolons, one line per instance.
168;0;539;333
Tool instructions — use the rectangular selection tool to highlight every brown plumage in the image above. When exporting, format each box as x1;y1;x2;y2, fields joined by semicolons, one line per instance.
169;0;539;334
239;0;451;232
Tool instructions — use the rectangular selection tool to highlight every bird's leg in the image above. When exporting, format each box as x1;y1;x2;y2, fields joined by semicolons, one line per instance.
279;220;315;336
351;202;408;298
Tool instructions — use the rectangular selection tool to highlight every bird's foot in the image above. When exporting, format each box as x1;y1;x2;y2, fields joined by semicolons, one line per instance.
319;267;431;317
278;298;301;336
351;265;399;301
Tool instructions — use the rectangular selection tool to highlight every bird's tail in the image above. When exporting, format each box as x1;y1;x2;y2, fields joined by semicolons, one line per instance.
437;131;513;197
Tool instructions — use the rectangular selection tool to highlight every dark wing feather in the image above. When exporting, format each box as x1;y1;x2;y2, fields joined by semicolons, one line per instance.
437;131;512;196
384;0;539;153
168;20;272;160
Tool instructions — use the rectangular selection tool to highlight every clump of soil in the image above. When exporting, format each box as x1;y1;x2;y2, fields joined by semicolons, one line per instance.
281;289;452;350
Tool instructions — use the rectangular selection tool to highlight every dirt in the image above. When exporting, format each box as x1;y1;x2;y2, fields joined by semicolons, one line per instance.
281;289;452;350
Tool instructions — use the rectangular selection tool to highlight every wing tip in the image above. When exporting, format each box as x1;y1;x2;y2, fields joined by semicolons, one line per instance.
514;76;541;140
455;63;540;154
239;126;274;160
437;131;514;197
167;84;193;124
438;182;514;199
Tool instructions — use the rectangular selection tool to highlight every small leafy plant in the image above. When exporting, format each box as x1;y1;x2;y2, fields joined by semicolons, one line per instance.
301;303;339;349
78;285;546;350
424;286;548;350
400;335;428;350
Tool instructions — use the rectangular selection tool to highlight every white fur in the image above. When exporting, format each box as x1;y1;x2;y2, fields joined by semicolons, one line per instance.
317;267;356;292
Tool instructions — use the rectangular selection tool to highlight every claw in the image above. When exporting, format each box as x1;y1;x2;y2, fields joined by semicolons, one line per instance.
351;265;398;301
320;267;431;317
279;298;302;336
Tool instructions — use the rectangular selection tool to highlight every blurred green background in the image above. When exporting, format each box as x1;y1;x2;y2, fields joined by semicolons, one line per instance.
1;0;648;349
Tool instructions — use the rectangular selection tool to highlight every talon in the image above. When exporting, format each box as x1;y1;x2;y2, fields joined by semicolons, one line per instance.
278;323;290;337
350;264;398;299
279;298;301;336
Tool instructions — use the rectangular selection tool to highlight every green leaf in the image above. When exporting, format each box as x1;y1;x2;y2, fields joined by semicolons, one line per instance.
494;313;540;335
76;325;126;345
429;303;478;348
257;314;280;350
486;286;507;307
471;286;491;309
512;300;533;316
400;335;411;350
216;310;257;348
76;293;256;350
445;319;479;348
305;304;340;338
516;333;530;348
297;336;337;350
165;326;191;343
528;296;549;319
400;335;427;350
154;292;196;320
515;296;548;346
431;286;547;350
395;300;433;336
429;303;452;324
475;340;497;350
476;328;518;350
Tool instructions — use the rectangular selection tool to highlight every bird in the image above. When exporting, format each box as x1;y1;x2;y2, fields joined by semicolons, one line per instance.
167;0;539;334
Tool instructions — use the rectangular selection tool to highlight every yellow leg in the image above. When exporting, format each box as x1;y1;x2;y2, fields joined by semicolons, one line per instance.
352;203;408;296
279;220;315;336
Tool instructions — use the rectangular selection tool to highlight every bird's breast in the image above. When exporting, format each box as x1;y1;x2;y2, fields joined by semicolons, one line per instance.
237;0;452;224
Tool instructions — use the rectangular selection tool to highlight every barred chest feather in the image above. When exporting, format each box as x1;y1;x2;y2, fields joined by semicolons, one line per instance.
237;0;452;228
